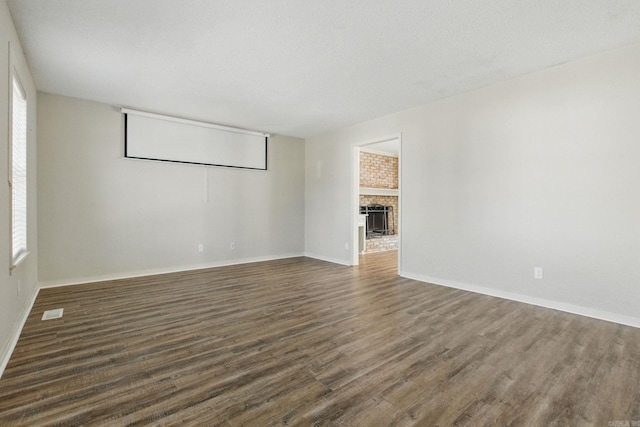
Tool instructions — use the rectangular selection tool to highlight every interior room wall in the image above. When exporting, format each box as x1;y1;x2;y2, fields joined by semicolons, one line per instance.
37;93;305;285
305;44;640;326
0;1;39;376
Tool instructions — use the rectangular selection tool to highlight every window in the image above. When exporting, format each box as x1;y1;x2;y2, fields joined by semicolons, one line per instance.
10;74;28;270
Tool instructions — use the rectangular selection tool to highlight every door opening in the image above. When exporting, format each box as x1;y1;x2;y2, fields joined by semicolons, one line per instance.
352;136;401;271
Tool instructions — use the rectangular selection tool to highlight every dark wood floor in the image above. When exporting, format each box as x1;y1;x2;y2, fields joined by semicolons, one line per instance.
1;251;639;426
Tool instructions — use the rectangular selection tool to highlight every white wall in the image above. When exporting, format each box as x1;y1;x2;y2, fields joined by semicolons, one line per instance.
305;44;640;326
38;93;305;284
0;1;39;375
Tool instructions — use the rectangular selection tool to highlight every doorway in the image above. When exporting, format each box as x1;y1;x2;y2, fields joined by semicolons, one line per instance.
352;136;401;270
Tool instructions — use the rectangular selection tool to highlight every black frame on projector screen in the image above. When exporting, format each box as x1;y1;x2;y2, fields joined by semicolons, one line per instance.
122;108;269;171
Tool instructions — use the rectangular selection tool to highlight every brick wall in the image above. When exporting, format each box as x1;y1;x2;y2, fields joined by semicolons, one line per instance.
364;235;398;253
359;151;398;189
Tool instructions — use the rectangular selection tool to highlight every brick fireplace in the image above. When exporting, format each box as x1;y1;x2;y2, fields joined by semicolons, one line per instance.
359;150;399;253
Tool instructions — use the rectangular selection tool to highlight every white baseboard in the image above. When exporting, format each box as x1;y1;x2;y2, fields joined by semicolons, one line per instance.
304;252;352;266
0;286;40;379
38;253;305;289
400;270;640;329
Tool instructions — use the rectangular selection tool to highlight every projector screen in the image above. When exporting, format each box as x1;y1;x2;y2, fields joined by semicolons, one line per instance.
123;109;268;170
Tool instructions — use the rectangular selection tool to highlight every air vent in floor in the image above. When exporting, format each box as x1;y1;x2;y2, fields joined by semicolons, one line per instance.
42;308;64;320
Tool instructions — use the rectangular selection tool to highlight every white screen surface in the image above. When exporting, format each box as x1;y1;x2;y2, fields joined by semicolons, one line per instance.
124;111;267;170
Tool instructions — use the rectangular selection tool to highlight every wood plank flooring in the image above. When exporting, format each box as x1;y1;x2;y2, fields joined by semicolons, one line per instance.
1;251;639;426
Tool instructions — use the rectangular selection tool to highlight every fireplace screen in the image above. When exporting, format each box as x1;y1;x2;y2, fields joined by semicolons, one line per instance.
360;204;394;238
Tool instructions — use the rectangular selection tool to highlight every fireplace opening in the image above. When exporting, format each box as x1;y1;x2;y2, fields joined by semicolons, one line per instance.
360;204;394;238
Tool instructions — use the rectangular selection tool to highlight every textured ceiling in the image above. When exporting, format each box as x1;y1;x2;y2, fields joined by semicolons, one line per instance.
7;0;640;138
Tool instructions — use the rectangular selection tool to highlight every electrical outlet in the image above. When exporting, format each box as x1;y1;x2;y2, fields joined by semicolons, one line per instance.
230;242;236;250
534;267;543;280
198;244;204;252
344;242;349;250
17;280;21;296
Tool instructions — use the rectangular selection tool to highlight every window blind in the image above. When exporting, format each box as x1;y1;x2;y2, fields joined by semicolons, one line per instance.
11;75;28;266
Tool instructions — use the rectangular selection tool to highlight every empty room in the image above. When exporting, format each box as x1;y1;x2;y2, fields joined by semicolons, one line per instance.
1;1;640;425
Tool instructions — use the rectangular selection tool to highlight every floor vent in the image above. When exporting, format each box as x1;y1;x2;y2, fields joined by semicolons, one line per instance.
42;308;64;320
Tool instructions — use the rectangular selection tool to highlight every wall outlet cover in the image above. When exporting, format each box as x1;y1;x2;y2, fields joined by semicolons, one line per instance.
534;267;543;279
